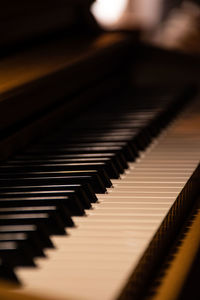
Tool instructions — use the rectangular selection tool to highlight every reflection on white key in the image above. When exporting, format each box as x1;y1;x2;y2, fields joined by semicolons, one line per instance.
16;105;200;300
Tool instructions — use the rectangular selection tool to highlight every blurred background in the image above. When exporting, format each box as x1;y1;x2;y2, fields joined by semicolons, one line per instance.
91;0;200;53
89;0;200;88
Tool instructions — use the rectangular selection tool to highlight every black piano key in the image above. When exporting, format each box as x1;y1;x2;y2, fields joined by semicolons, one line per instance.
0;212;65;235
0;225;53;249
0;170;108;190
0;232;44;258
0;183;97;204
13;153;125;174
43;130;149;152
0;241;34;267
60;118;147;127
0;185;89;210
23;147;128;169
0;189;91;209
65;121;150;131
56;115;155;132
0;229;45;257
0;174;107;194
53;111;156;128
5;159;120;179
0;206;72;228
0;162;115;183
41;133;141;156
0;195;83;218
0;260;20;283
45;132;136;142
27;143;135;161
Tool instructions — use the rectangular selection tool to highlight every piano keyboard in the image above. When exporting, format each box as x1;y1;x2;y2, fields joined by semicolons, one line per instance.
0;88;199;300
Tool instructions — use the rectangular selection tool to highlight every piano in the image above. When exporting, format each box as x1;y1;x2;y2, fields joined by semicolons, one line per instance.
0;1;200;300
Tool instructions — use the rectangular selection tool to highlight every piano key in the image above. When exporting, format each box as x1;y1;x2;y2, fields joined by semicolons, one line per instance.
107;186;183;193
14;153;126;173
47;142;136;161
0;168;111;188
0;184;97;208
0;195;83;218
0;206;72;228
61;118;151;128
0;187;89;209
0;232;44;258
123;175;191;180
128;167;198;172
0;241;35;267
41;132;144;154
0;161;119;180
96;196;178;203
0;225;53;249
111;181;185;188
59;114;162;133
0;174;106;193
7;157;120;176
24;147;128;169
0;187;91;210
0;183;97;204
0;213;66;235
44;131;145;141
0;260;19;283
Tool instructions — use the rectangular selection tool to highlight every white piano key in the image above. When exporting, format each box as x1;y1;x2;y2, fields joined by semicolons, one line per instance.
103;194;180;200
107;186;183;192
71;221;159;231
92;202;172;208
111;180;186;186
72;218;162;228
102;191;181;197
